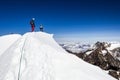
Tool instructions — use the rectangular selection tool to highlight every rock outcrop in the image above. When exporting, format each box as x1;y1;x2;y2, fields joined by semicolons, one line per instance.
66;41;120;79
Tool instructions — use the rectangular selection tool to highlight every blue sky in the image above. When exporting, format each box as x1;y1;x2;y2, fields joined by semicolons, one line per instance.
0;0;120;42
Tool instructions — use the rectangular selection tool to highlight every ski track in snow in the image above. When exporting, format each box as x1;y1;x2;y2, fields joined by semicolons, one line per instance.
17;33;55;80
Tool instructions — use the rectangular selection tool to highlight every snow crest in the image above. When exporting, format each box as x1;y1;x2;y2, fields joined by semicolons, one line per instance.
0;32;116;80
0;34;21;56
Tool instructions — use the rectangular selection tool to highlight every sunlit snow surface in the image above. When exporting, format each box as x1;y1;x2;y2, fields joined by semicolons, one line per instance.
0;34;21;56
0;32;116;80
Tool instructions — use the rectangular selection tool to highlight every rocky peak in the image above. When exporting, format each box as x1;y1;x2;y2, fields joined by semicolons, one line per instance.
93;41;111;52
65;41;120;79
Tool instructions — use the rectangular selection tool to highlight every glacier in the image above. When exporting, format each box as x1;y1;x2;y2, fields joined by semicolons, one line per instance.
0;32;116;80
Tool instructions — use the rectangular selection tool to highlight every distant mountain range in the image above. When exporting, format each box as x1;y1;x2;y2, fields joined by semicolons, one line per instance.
60;41;120;79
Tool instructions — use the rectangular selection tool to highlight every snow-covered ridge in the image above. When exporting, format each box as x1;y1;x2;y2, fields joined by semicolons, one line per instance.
107;42;120;50
0;34;21;56
0;32;116;80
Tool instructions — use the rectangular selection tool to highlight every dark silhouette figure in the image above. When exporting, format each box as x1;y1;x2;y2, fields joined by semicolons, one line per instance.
30;18;35;32
40;24;43;32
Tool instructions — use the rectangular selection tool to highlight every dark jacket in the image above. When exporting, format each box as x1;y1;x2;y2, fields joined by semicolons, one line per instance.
30;20;35;27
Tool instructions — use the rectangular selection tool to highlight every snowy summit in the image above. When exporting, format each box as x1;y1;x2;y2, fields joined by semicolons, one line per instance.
0;32;116;80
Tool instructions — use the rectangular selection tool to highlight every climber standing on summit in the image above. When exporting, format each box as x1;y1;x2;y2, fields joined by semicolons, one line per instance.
40;24;43;32
30;18;35;32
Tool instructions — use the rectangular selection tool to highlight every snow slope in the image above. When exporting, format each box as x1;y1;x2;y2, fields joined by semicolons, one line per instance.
107;42;120;50
0;32;116;80
0;34;21;56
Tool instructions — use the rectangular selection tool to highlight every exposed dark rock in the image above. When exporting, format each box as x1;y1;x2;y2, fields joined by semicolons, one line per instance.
112;47;120;53
105;53;120;70
97;53;110;70
84;50;100;65
109;70;120;80
65;41;120;79
111;47;120;59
